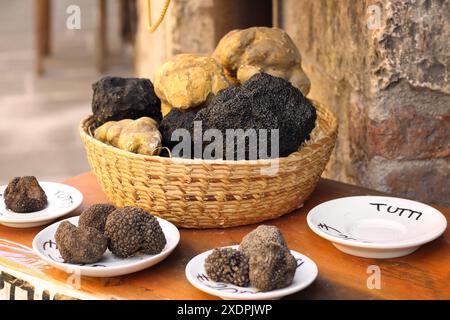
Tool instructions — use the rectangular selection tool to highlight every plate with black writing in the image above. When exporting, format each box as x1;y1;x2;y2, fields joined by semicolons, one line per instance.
185;245;318;300
32;216;180;277
307;196;447;258
0;182;83;228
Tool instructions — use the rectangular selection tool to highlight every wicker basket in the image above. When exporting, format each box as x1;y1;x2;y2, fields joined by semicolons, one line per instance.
79;101;337;228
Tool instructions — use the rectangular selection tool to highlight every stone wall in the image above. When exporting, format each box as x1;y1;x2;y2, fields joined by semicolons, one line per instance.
282;0;449;205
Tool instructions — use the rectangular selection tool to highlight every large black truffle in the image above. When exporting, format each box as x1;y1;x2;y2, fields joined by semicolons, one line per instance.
204;248;250;287
4;176;47;213
79;203;116;233
91;76;162;126
239;225;296;291
55;221;107;264
193;72;316;160
104;207;166;258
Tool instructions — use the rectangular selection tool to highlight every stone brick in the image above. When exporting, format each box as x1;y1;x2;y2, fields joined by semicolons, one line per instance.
383;159;450;206
366;104;450;160
375;0;450;93
282;0;450;205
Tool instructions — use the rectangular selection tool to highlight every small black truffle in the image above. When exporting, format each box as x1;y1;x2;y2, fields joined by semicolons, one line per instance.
104;207;166;258
79;203;116;233
55;221;107;264
4;176;47;213
204;248;250;287
91;76;162;126
193;72;317;159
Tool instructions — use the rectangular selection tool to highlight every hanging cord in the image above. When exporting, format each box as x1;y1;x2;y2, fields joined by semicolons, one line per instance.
146;0;171;32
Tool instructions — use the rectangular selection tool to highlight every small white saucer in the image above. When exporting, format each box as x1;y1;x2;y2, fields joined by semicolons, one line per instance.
32;216;180;277
185;245;318;300
0;182;83;228
307;196;447;259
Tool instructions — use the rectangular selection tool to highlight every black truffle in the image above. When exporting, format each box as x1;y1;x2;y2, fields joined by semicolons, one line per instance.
240;225;287;253
193;72;316;159
239;225;296;291
104;207;166;258
91;76;162;126
159;108;198;151
246;242;297;292
79;203;116;233
4;176;47;213
55;221;107;264
204;248;250;287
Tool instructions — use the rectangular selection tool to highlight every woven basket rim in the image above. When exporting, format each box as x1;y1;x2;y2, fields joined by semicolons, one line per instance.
79;100;337;166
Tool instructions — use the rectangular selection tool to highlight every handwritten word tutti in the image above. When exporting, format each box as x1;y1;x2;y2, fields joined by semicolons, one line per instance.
370;203;422;220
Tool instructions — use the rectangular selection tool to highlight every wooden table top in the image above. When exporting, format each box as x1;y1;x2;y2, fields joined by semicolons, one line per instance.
0;172;449;300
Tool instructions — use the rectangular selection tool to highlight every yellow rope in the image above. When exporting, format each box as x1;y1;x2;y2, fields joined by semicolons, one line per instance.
146;0;171;32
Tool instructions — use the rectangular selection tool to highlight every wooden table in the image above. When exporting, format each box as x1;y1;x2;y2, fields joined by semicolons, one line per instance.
0;172;449;300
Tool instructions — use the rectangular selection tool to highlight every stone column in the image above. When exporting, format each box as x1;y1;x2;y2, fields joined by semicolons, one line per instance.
282;0;449;205
135;0;272;79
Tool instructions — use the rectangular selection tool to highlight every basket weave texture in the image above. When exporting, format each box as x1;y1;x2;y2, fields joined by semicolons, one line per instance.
79;101;337;228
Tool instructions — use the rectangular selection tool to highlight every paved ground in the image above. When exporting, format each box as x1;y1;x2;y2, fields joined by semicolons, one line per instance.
0;0;133;184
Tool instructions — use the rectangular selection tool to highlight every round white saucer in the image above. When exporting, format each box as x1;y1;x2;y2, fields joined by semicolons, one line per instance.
0;182;83;228
307;196;447;258
32;216;180;277
185;245;318;300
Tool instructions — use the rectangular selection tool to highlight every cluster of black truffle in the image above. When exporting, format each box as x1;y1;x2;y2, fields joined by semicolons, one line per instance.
55;204;166;264
204;225;297;291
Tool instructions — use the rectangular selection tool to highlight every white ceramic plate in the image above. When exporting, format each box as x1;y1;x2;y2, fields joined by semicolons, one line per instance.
307;196;447;259
32;216;180;277
185;245;318;300
0;182;83;228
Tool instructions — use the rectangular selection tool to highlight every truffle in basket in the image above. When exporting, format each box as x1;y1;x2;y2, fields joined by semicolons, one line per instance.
193;72;316;160
159;108;198;153
153;54;230;115
91;76;162;126
94;117;162;156
4;176;48;213
213;27;310;96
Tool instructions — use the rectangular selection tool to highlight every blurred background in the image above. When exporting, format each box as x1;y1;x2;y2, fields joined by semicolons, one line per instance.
0;0;133;183
0;0;448;205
